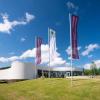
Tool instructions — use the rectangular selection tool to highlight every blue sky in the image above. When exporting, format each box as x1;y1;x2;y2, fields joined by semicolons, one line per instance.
0;0;100;68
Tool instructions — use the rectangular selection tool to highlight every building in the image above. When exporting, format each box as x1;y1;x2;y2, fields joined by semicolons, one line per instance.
37;66;82;78
0;61;36;80
0;61;83;80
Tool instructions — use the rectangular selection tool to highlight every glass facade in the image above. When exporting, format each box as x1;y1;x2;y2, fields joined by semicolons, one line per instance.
37;70;82;78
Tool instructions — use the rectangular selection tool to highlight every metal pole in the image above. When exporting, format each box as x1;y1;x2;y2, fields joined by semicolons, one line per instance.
48;27;50;78
69;13;73;86
35;36;37;78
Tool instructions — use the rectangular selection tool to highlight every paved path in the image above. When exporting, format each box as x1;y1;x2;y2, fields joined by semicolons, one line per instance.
66;76;92;79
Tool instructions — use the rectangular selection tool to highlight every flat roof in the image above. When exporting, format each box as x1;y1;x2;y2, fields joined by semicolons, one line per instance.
37;66;82;72
0;66;11;70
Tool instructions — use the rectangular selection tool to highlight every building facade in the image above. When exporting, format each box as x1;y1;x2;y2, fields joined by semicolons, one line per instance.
0;61;83;80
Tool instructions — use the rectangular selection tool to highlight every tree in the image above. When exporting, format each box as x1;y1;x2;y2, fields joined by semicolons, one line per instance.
84;69;91;75
97;68;100;75
90;61;97;77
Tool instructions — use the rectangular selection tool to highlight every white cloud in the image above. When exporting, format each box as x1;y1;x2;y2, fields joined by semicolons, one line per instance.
48;57;66;67
25;12;35;22
95;60;100;68
82;44;99;56
66;46;71;56
0;44;66;67
8;56;19;61
84;60;100;69
20;44;49;61
20;44;66;66
41;44;49;63
66;46;81;59
0;12;35;34
21;37;26;42
0;57;9;63
84;63;91;69
66;1;78;10
20;48;36;59
0;56;19;63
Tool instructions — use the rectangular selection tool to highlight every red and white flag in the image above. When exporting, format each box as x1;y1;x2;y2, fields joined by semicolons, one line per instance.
71;15;79;59
36;37;42;64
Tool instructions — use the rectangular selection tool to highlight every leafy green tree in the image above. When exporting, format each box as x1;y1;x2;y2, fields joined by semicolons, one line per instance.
84;69;91;75
90;61;97;76
97;68;100;75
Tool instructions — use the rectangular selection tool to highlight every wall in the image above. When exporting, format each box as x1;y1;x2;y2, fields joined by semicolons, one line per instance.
0;61;36;80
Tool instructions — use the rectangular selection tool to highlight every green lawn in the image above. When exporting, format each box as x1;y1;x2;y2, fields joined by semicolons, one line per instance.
0;78;100;100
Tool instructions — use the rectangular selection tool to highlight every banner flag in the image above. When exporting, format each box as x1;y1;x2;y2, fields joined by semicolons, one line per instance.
49;28;56;62
71;15;79;59
36;37;42;64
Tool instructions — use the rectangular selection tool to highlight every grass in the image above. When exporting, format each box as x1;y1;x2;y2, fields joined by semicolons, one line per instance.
0;78;100;100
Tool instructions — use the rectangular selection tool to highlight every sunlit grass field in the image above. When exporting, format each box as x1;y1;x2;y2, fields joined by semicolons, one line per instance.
0;78;100;100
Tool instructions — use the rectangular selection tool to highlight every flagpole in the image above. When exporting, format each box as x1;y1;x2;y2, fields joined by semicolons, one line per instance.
35;36;37;79
40;37;43;78
48;27;50;78
69;13;73;86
